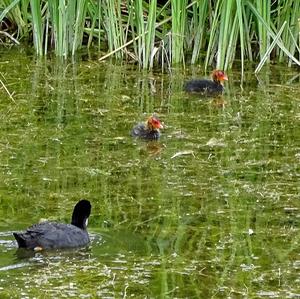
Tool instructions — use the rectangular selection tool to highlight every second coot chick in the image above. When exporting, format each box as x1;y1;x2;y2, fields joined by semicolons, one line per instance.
184;70;228;96
131;115;163;140
13;199;91;250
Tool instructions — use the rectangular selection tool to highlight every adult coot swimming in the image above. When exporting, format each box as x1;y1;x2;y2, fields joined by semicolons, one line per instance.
131;114;164;140
184;70;228;96
13;199;91;250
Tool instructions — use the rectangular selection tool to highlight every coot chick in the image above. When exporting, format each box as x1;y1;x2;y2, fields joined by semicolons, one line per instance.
184;70;228;96
131;115;163;140
13;199;91;250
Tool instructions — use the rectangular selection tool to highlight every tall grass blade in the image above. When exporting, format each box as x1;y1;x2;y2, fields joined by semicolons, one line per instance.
217;0;235;69
30;0;43;55
224;12;239;70
236;0;245;76
254;0;270;61
255;21;287;74
190;1;208;64
171;0;187;64
0;0;21;23
134;0;146;66
72;0;87;55
145;0;157;69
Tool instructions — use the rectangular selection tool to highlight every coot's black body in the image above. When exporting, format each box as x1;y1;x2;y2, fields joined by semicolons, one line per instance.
184;79;224;95
131;123;161;140
184;70;228;96
13;199;91;250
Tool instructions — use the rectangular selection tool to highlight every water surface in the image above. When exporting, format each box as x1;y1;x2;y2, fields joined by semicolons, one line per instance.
0;48;299;298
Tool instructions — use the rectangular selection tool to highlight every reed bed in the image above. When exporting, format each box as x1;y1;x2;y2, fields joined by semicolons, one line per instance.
0;0;299;71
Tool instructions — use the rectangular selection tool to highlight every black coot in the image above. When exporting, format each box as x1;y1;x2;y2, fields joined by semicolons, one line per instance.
13;199;91;250
184;70;228;96
131;115;163;140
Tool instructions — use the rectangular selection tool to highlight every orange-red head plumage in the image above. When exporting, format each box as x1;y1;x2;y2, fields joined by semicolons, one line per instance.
147;115;163;130
212;70;228;83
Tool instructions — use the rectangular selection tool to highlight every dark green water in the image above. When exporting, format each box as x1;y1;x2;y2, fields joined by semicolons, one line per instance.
0;48;299;298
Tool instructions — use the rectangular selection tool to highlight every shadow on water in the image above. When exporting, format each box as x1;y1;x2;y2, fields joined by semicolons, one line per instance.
0;48;299;298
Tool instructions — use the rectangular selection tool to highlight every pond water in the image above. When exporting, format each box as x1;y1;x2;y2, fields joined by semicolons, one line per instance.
0;48;299;298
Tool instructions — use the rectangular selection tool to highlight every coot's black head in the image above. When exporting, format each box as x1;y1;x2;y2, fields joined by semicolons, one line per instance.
71;199;91;230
